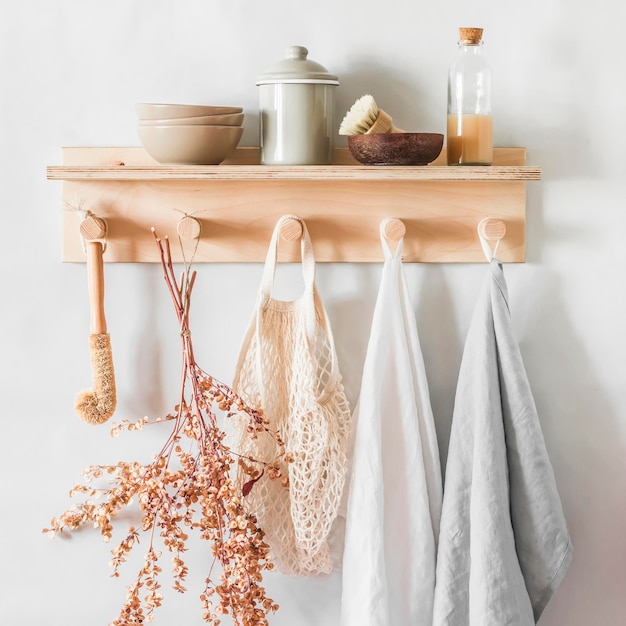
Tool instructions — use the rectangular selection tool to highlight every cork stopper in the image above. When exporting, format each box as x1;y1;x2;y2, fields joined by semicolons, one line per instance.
459;27;483;44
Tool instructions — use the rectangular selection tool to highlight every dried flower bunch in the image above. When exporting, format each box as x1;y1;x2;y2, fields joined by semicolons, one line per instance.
44;231;287;626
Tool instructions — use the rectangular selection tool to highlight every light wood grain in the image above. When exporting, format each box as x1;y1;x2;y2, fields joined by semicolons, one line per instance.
478;217;507;241
48;147;539;181
49;164;540;181
85;241;106;334
176;215;202;240
382;218;407;242
50;147;538;263
79;215;107;240
280;217;304;241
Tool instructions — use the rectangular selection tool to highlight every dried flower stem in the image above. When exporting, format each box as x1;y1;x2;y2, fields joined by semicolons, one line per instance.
44;230;286;626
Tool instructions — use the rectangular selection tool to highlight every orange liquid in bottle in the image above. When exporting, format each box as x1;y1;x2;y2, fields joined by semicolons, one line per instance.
446;114;493;165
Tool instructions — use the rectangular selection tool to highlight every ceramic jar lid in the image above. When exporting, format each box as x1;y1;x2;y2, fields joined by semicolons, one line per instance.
256;45;339;85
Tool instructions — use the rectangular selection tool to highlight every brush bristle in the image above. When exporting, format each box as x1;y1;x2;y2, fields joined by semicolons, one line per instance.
75;333;117;424
339;94;379;135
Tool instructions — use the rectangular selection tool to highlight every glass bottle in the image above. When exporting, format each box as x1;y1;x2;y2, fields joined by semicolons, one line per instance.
447;27;493;165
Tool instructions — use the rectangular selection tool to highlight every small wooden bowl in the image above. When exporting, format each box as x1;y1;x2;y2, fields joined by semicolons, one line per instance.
347;132;444;166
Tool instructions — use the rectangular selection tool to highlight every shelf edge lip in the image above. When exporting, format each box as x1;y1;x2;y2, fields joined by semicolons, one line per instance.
46;165;542;182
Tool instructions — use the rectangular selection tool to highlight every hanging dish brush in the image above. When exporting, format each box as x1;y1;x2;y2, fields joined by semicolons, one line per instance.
338;94;405;135
74;215;117;424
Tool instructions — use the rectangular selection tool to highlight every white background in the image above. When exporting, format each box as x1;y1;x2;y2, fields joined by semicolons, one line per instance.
1;1;624;624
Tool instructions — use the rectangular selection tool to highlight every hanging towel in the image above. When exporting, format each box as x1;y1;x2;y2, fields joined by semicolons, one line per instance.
232;215;351;576
432;257;573;626
341;224;443;626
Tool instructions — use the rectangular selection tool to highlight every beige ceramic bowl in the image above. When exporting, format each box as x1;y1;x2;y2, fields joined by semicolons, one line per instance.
136;103;243;120
138;124;244;165
138;112;244;127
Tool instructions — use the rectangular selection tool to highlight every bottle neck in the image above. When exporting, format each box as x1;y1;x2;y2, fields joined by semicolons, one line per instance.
458;41;484;54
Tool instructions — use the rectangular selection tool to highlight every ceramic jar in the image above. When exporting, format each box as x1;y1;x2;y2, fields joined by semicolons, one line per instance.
257;45;339;165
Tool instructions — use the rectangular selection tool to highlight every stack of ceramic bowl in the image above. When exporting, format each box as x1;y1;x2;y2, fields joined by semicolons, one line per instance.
137;103;244;165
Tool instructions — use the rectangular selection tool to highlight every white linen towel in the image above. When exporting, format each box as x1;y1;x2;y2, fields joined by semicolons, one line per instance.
432;258;573;626
341;228;442;626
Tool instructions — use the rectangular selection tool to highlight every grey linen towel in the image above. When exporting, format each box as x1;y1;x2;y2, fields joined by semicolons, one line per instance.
432;259;573;626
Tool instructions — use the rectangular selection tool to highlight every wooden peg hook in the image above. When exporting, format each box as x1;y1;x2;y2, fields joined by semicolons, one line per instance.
478;217;506;242
177;215;202;240
382;217;406;242
280;217;304;241
80;215;107;241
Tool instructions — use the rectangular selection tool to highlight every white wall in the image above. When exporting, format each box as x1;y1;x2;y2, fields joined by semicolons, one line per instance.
1;1;624;624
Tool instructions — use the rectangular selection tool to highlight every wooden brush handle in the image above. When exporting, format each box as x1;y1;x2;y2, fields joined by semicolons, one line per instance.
367;109;393;134
86;241;107;334
366;108;406;134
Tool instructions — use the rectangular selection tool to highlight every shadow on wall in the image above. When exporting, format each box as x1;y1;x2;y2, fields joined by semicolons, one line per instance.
519;271;626;625
123;267;169;419
323;264;382;409
412;265;466;472
525;179;545;264
240;109;260;147
504;27;601;181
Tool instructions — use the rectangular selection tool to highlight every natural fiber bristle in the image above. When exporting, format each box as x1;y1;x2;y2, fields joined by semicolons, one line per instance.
339;94;380;135
365;109;393;134
75;333;117;424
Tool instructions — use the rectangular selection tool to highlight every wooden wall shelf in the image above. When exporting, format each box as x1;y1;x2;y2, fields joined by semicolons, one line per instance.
47;146;540;263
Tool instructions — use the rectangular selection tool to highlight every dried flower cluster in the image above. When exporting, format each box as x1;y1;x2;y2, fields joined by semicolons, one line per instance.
44;232;287;625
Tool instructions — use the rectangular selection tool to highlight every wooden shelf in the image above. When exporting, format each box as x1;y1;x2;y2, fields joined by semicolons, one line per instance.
47;147;540;264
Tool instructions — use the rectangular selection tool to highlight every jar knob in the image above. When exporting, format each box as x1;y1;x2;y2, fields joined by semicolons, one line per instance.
287;45;308;59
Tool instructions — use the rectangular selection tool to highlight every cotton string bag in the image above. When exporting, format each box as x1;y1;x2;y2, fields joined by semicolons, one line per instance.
231;214;351;575
341;220;442;626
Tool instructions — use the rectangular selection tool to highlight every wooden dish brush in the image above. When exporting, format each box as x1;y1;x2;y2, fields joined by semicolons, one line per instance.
74;223;117;425
338;94;405;135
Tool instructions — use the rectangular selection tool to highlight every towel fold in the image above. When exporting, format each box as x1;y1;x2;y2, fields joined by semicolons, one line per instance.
433;259;572;626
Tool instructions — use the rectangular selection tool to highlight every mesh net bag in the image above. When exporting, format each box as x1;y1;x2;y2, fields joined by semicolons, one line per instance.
231;215;351;575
